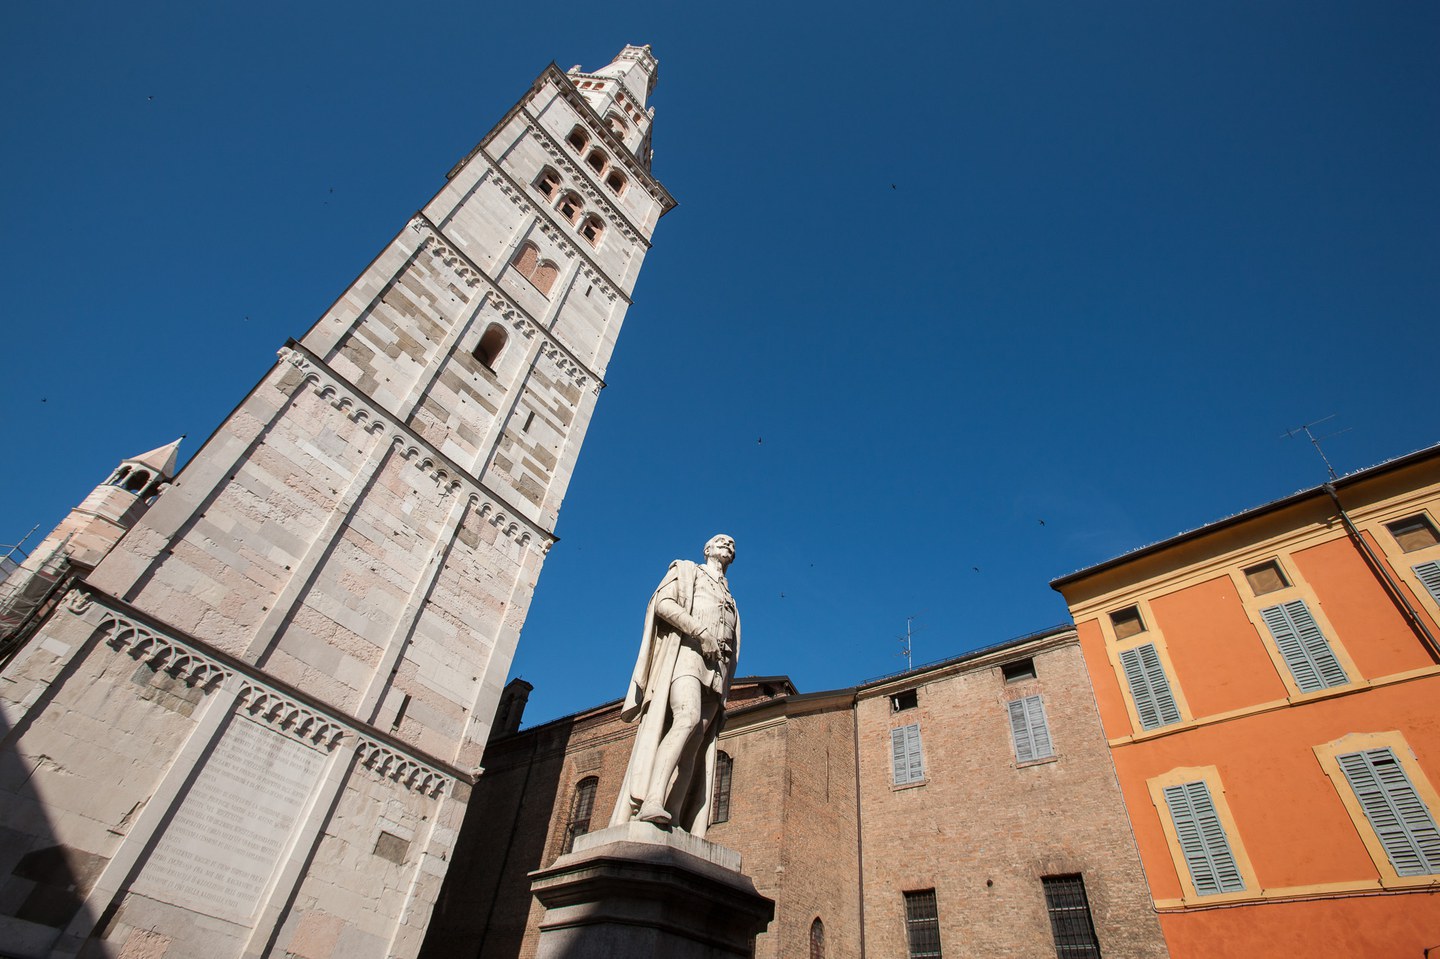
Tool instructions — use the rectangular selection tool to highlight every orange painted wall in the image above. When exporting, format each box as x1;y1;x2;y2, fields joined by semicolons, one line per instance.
1075;619;1130;739
1158;889;1440;959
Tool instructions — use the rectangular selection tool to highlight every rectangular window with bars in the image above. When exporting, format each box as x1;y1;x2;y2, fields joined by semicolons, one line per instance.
711;751;733;824
1042;874;1102;958
1008;694;1054;763
903;889;941;958
1118;643;1182;730
1162;780;1246;895
1258;599;1348;693
1337;747;1440;876
891;724;925;786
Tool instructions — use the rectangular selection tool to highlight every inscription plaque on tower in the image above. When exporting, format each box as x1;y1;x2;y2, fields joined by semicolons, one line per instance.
131;716;327;922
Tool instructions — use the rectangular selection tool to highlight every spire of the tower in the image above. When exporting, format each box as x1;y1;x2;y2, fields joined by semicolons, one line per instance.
129;436;184;480
583;44;657;107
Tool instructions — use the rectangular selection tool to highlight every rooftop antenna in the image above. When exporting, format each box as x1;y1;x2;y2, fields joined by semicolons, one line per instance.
1282;415;1351;482
896;614;925;671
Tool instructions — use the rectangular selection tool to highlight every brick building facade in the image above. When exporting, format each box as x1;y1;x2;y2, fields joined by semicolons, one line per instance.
422;628;1169;958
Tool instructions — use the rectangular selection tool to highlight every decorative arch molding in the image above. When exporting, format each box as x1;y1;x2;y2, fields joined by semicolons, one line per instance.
237;683;347;750
100;608;229;692
274;345;556;553
356;738;449;796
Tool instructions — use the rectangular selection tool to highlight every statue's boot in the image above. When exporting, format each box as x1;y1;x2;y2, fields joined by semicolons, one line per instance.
637;800;671;825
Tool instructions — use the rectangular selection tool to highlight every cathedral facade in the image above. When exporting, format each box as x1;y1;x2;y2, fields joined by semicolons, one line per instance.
0;46;672;959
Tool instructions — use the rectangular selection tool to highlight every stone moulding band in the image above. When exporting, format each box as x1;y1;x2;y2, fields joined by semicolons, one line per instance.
276;344;556;555
356;739;449;797
82;592;455;796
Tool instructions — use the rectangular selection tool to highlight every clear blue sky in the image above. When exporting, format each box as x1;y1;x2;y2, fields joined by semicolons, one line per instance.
3;2;1436;727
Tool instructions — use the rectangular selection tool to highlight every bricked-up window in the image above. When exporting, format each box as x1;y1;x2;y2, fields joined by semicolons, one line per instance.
1007;694;1054;762
561;777;598;854
810;917;825;959
1389;515;1440;552
474;324;508;371
510;242;559;296
1110;605;1145;640
1337;748;1440;875
1042;875;1102;958
1243;560;1290;595
903;889;941;958
891;724;924;785
1162;780;1245;895
711;751;733;824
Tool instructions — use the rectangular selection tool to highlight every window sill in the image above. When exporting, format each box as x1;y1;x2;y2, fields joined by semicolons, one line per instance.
1016;755;1058;769
891;778;928;792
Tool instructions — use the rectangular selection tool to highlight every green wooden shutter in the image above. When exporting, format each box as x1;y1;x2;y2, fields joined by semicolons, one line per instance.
1119;643;1181;730
1337;748;1440;876
1259;600;1348;692
1162;780;1245;895
1412;561;1440;605
1008;695;1053;762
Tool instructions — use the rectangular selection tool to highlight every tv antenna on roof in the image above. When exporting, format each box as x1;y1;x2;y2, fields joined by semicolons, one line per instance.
896;614;925;672
1282;415;1351;482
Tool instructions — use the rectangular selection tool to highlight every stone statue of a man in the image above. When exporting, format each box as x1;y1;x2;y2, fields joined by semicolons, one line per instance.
610;534;739;837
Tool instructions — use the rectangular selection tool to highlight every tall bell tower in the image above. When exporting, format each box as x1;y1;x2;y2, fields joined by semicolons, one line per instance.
0;46;672;959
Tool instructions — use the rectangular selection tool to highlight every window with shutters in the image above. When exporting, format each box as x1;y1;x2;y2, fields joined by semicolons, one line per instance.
1118;643;1182;731
1042;875;1102;959
1008;695;1055;763
1258;599;1349;693
711;751;733;824
903;889;941;958
561;776;598;854
1161;779;1246;896
891;723;925;786
1337;748;1440;876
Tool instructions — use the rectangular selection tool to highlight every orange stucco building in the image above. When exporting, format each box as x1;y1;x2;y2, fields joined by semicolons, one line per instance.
1052;446;1440;958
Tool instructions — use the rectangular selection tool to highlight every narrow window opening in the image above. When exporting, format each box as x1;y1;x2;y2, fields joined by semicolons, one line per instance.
903;889;941;958
1001;658;1036;683
580;214;604;246
1110;605;1145;640
809;917;825;959
391;693;411;731
124;470;151;493
584;284;593;297
586;149;608;174
566;127;588;152
522;411;536;433
1389;515;1440;553
534;167;560;198
891;689;918;712
1243;560;1290;595
605;170;627;195
711;751;733;824
561;777;598;854
474;324;508;370
557;192;582;224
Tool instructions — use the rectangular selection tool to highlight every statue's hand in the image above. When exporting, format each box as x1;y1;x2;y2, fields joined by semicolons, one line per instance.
701;634;721;659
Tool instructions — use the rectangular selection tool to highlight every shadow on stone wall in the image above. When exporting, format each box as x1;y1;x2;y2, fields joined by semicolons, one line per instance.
419;717;573;959
0;707;101;959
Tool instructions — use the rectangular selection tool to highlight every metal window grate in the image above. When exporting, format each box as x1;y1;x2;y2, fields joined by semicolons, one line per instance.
712;751;733;824
809;917;825;959
1042;875;1102;958
903;889;941;958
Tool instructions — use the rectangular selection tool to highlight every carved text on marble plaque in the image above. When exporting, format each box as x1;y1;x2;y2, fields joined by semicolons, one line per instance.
132;716;326;922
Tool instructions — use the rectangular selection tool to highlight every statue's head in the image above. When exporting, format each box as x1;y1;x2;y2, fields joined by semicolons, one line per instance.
704;534;736;566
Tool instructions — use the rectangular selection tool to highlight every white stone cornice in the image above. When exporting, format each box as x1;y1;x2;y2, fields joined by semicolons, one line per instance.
356;739;449;797
406;216;605;393
275;343;558;554
87;594;457;796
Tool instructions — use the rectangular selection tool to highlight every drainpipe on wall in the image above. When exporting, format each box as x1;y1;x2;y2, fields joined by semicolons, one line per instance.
1323;483;1440;661
851;694;867;959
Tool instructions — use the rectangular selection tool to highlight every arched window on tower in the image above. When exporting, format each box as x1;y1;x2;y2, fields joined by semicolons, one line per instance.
605;169;627;196
566;126;589;152
579;214;605;247
474;323;507;371
606;113;628;138
510;241;559;296
123;470;151;494
810;918;825;959
586;149;608;175
711;751;733;824
556;192;583;225
561;776;599;854
534;167;560;199
109;466;131;487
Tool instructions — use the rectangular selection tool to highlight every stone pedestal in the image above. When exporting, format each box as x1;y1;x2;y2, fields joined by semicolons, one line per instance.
528;822;774;959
